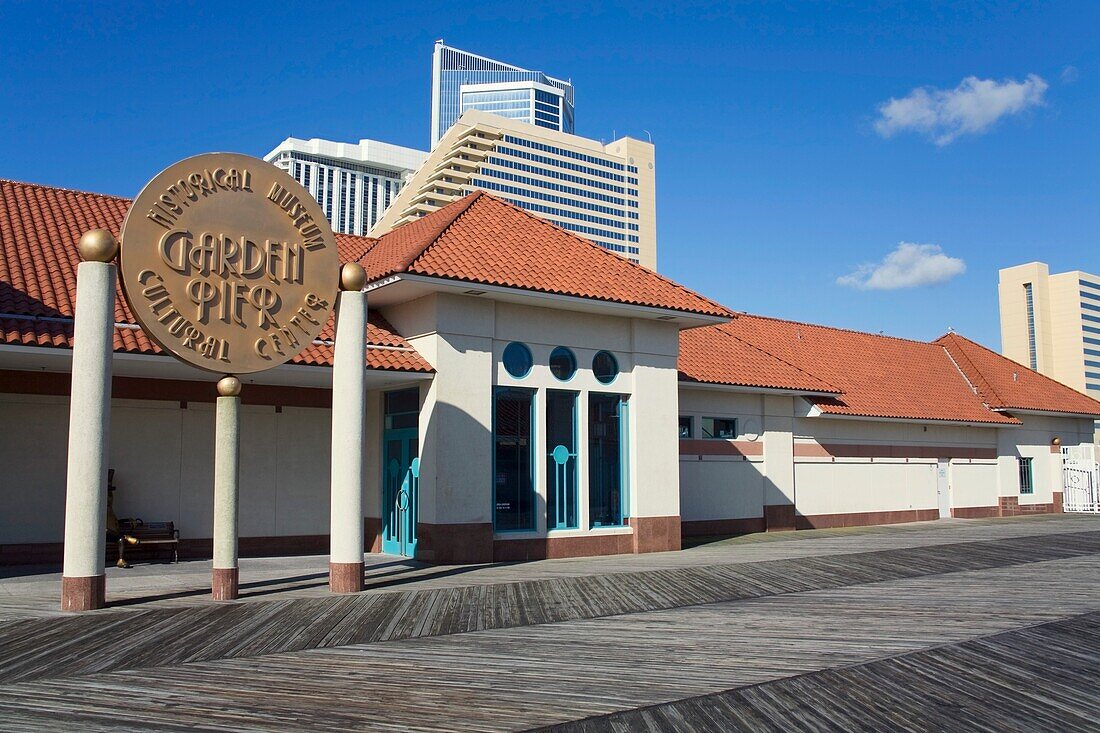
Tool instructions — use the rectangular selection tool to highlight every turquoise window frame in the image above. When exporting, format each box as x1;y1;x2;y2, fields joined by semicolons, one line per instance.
1018;457;1034;495
492;386;537;532
502;342;533;379
588;392;629;528
546;389;579;530
549;346;578;382
592;350;619;385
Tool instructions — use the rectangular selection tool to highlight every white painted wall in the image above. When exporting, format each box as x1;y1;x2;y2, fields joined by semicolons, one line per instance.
680;459;765;521
949;461;998;508
676;388;1094;525
995;414;1096;505
794;460;937;516
628;320;681;519
0;393;338;545
677;388;768;522
794;414;998;449
0;394;69;543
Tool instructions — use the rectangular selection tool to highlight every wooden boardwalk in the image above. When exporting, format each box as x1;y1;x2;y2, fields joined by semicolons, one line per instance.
1;516;1100;730
2;513;1095;620
541;611;1100;732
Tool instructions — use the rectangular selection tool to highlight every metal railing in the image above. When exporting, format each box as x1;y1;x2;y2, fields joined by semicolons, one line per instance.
1063;445;1100;513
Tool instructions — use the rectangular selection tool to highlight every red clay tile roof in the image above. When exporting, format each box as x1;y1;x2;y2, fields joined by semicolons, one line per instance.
362;192;733;319
0;179;432;374
681;314;1020;425
679;322;841;394
937;332;1100;417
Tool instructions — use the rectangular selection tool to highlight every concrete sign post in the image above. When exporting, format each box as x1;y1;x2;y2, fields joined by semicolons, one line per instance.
113;153;340;604
61;230;120;612
212;375;242;599
329;263;368;593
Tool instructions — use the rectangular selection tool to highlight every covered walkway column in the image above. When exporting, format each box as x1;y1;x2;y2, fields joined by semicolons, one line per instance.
330;263;368;593
61;230;118;611
212;375;241;600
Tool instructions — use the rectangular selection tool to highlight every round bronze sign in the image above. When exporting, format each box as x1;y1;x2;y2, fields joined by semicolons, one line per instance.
119;153;340;374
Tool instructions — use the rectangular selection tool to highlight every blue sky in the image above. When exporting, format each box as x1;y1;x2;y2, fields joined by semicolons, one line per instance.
1;1;1097;347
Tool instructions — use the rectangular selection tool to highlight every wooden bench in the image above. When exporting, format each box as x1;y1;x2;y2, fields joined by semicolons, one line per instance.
117;520;179;568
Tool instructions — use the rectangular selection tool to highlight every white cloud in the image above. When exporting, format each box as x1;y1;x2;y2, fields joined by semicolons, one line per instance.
837;243;966;290
874;74;1048;145
1061;65;1079;85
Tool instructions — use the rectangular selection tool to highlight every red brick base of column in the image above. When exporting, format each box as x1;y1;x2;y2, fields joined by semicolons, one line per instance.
329;561;364;593
61;574;105;611
764;504;796;532
212;567;239;601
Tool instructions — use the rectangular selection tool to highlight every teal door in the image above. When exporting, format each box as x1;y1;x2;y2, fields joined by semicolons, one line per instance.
382;389;420;557
382;432;418;557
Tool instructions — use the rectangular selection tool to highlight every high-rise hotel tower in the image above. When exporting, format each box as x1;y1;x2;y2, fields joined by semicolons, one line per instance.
1000;261;1100;432
372;109;657;269
265;137;428;237
431;41;575;149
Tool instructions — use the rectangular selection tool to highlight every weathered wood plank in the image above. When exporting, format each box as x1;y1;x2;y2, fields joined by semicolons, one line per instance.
3;529;1100;685
2;553;1100;731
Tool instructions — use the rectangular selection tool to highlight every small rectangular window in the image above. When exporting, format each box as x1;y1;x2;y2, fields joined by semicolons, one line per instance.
494;387;536;531
678;416;693;439
1018;457;1034;494
589;393;627;528
702;417;736;440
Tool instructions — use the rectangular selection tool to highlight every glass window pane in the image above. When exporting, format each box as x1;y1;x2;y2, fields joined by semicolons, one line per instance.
385;388;419;416
494;387;535;530
1018;457;1034;494
502;342;533;379
678;416;692;439
592;350;618;384
702;417;736;439
546;390;578;529
589;393;625;527
549;347;577;381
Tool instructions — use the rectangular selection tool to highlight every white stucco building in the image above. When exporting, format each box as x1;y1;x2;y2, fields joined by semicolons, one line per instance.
1;179;1098;567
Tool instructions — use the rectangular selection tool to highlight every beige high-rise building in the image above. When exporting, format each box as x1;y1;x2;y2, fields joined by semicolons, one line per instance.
999;262;1100;429
371;109;657;269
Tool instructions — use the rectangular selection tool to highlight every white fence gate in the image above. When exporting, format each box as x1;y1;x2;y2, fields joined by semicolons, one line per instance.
1063;445;1100;513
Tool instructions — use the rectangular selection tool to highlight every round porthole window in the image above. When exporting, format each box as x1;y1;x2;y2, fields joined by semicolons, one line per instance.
549;346;577;381
592;350;618;384
502;342;533;379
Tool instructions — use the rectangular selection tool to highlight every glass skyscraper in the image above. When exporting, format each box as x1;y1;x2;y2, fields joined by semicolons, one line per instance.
431;41;575;149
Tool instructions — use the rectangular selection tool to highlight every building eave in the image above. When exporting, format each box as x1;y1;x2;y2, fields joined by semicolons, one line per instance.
0;343;433;391
992;406;1100;420
802;400;1017;428
365;273;731;329
677;380;839;398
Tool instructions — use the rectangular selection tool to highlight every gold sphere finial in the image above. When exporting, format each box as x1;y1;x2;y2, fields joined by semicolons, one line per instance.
77;229;119;262
340;262;366;291
1052;436;1062;446
217;375;242;397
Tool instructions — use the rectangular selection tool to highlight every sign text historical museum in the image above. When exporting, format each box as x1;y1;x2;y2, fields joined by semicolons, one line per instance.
119;153;340;373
